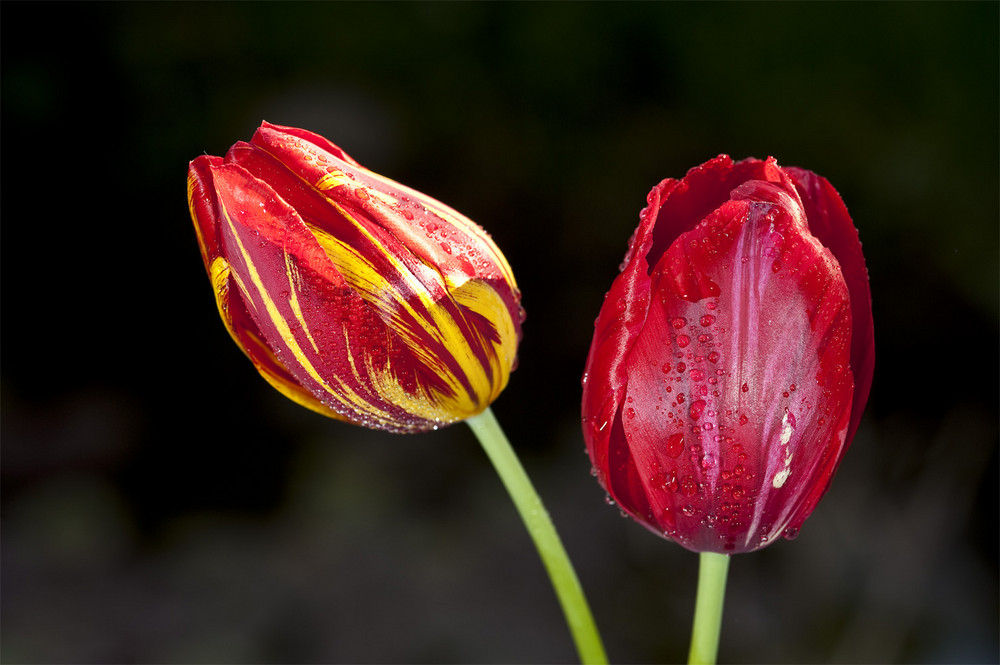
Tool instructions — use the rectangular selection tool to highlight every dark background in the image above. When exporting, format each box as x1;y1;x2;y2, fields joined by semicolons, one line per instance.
3;2;997;663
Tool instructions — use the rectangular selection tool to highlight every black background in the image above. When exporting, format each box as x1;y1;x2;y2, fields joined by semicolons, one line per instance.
3;3;997;663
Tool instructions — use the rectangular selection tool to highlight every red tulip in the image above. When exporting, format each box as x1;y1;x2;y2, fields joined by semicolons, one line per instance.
188;122;523;433
582;155;874;554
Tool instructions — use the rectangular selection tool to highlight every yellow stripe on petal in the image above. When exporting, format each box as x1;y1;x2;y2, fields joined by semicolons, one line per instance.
315;169;354;191
284;254;322;356
360;168;519;289
304;216;491;416
208;257;350;422
243;329;351;421
448;278;518;400
218;200;394;426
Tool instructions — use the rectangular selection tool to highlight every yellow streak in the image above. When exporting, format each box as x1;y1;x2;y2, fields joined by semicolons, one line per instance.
304;209;492;413
315;169;353;191
218;200;391;425
284;254;321;355
361;168;519;290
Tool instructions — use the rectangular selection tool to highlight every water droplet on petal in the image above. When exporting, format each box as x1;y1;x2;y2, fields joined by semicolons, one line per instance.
671;317;687;329
677;334;690;348
700;314;715;326
689;399;707;420
666;432;685;457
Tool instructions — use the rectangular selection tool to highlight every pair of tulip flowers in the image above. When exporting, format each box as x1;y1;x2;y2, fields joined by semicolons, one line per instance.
189;122;873;555
189;123;874;662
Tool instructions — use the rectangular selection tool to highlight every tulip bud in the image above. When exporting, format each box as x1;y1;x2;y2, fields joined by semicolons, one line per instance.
582;155;873;553
188;122;523;433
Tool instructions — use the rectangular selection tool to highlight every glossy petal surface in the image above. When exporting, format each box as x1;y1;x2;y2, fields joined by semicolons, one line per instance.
188;123;522;432
582;156;873;553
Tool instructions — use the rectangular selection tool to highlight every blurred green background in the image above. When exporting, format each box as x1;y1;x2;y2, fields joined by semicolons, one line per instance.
3;2;997;663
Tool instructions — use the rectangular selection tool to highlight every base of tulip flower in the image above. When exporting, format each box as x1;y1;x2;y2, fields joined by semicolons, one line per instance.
465;408;607;665
688;551;731;665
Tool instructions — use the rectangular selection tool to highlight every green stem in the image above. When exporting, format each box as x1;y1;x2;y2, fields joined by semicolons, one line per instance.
688;551;731;665
466;407;607;665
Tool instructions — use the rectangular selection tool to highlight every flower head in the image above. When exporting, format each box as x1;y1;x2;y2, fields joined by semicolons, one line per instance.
188;122;523;433
582;155;873;553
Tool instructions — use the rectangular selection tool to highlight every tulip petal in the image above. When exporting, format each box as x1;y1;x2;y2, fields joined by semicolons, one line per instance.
228;131;518;425
208;160;515;432
644;155;786;268
188;157;349;421
617;183;854;552
208;163;404;427
248;123;520;295
787;167;875;447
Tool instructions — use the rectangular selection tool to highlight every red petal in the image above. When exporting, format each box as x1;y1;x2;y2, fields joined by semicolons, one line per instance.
644;155;784;269
209;162;450;432
187;155;225;271
787;167;875;447
585;161;857;553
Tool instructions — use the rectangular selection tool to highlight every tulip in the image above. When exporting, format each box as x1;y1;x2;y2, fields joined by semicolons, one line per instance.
582;155;874;555
188;123;605;663
187;122;523;433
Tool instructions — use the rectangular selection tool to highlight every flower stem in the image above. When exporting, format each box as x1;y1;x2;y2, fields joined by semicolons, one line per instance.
466;407;607;665
688;551;731;665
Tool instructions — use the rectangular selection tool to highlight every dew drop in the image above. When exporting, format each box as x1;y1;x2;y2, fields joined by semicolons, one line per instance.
700;314;715;326
739;413;749;425
682;505;696;517
661;362;671;373
677;334;690;348
671;317;687;329
741;382;749;393
782;526;800;540
666;432;685;457
689;399;707;420
707;351;720;363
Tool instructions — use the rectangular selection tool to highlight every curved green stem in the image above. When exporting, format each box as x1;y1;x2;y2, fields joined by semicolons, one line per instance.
466;407;607;665
688;551;731;665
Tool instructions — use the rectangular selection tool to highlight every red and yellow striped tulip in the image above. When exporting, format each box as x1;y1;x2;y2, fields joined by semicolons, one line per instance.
187;122;524;433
